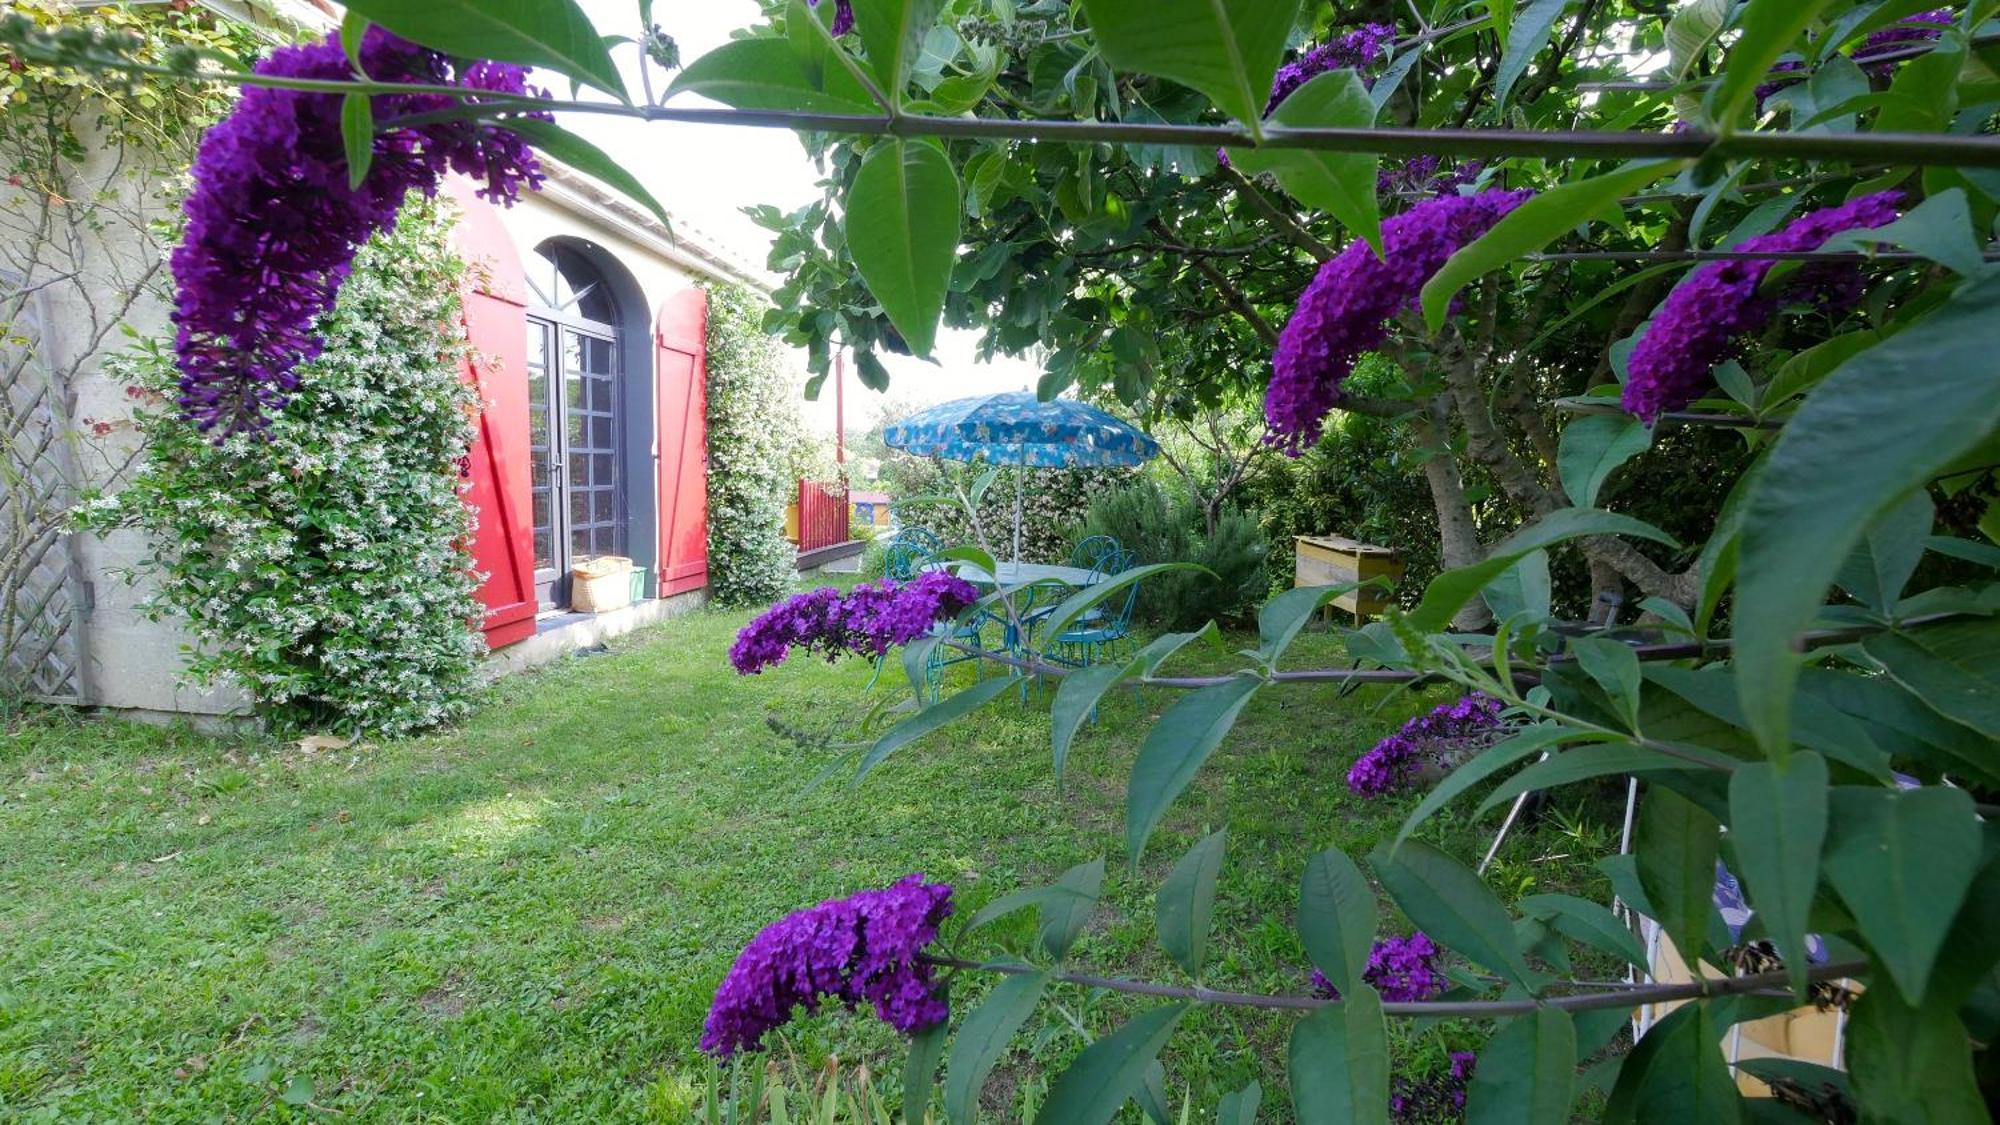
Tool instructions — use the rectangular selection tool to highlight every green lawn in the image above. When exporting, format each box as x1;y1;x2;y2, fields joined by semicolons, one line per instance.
0;598;1617;1121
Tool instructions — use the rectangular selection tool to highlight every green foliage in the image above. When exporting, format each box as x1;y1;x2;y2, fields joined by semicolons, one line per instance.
1079;477;1269;627
77;197;480;738
880;455;1126;563
704;282;803;608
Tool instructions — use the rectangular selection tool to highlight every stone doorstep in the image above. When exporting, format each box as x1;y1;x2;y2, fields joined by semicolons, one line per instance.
479;588;708;680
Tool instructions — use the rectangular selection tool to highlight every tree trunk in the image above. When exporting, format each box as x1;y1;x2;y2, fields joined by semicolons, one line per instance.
1408;405;1491;631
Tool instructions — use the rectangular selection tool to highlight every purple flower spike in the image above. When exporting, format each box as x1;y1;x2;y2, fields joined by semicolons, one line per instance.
808;0;856;35
1267;23;1396;113
701;875;953;1056
172;28;547;434
1309;931;1449;1003
1266;191;1531;453
1621;191;1902;422
1347;693;1507;797
729;571;980;674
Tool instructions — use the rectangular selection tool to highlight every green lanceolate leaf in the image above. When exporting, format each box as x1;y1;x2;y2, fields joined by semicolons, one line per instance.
1845;984;1989;1122
669;36;881;114
1076;0;1303;127
855;675;1022;780
1474;743;1715;816
1394;724;1583;849
1567;635;1641;729
1052;662;1126;782
1557;414;1652;508
1298;845;1378;996
1492;0;1569;108
845;139;961;357
339;0;628;101
340;92;373;191
1601;998;1742;1123
903;1016;949;1125
1255;582;1370;664
1863;618;2000;739
1157;829;1227;975
1725;752;1828;997
1707;0;1837;124
1466;1007;1576;1124
1406;509;1677;632
1519;893;1649;970
1216;1080;1262;1125
1480;550;1550;623
1824;785;1981;1004
1734;269;2000;753
1288;986;1390;1125
850;0;946;104
1634;784;1720;966
501;118;673;228
1040;857;1105;960
1420;161;1685;331
1039;1004;1189;1125
1374;840;1540;990
1230;71;1381;254
1126;674;1262;865
943;971;1049;1125
1834;490;1935;614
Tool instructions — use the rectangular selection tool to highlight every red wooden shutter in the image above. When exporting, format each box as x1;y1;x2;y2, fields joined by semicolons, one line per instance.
654;289;709;597
448;181;537;649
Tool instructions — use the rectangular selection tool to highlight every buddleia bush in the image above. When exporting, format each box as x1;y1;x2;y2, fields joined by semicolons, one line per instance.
703;282;803;608
79;196;482;737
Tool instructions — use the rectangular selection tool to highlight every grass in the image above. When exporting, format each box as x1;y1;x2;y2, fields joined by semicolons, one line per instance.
0;597;1623;1121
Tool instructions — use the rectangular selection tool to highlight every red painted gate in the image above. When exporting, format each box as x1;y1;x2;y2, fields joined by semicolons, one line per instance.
654;289;709;597
449;182;537;650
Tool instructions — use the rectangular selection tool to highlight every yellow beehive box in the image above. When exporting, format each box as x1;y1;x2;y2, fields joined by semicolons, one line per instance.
1293;534;1402;622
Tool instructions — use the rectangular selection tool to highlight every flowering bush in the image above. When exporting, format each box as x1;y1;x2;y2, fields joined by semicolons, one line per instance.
80;196;483;737
701;874;953;1056
703;283;801;607
879;454;1129;563
729;571;980;674
171;26;544;434
1311;931;1449;1003
1266;23;1394;112
1266;190;1531;452
1622;192;1902;421
1347;693;1509;797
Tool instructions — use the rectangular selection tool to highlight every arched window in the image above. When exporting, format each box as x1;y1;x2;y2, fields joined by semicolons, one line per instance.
524;243;626;609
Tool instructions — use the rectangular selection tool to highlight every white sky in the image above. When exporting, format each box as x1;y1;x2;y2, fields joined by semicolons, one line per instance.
558;0;1040;434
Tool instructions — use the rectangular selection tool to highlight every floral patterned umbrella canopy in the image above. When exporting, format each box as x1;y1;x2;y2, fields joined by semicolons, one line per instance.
882;391;1158;559
882;391;1159;469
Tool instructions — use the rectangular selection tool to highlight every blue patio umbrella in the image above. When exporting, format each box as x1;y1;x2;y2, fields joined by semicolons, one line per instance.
882;391;1159;560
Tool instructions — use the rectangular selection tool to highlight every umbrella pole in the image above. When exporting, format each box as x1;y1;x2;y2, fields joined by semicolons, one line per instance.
1013;471;1024;563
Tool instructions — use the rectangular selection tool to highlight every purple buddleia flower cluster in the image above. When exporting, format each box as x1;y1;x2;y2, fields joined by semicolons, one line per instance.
1852;8;1954;77
1759;9;1954;105
1621;191;1903;422
1266;23;1396;112
172;28;546;434
1266;191;1531;453
1390;1052;1478;1122
1347;693;1508;797
1311;931;1449;1003
700;875;954;1056
729;571;980;674
808;0;856;35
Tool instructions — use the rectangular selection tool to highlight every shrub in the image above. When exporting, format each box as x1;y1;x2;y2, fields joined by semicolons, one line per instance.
1080;477;1269;627
78;195;482;737
704;282;801;607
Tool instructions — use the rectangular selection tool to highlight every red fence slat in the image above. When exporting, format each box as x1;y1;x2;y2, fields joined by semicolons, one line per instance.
797;480;849;555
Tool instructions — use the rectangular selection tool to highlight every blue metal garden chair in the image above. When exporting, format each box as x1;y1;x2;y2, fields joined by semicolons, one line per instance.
1069;534;1122;573
1044;548;1141;669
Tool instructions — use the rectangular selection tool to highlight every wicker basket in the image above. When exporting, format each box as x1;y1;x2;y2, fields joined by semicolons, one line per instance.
570;555;635;613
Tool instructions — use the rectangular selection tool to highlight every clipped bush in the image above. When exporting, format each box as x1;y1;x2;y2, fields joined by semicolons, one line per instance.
79;196;482;737
1080;478;1269;627
704;282;801;607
